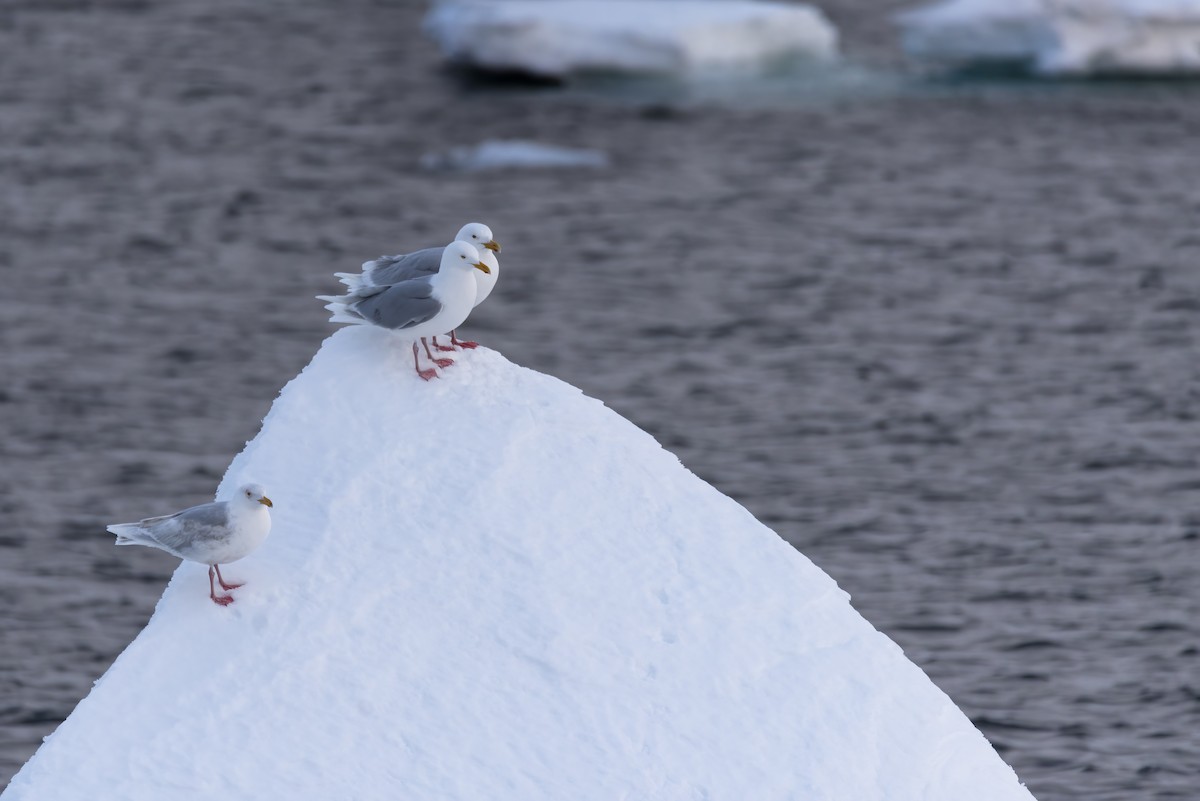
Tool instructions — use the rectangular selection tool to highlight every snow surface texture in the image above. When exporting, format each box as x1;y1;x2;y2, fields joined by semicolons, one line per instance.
420;139;610;171
423;0;839;80
899;0;1200;75
4;329;1035;801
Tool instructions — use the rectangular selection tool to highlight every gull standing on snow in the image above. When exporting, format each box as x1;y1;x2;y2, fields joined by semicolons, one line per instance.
107;484;274;607
334;222;501;349
319;240;491;381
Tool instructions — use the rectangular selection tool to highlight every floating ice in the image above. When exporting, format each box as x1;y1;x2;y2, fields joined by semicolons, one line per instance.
899;0;1200;76
424;0;839;80
420;139;610;171
3;329;1035;801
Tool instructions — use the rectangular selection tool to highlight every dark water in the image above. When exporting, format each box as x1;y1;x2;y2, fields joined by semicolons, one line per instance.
2;1;1199;797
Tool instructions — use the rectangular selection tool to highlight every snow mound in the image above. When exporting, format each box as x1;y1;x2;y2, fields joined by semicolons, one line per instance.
899;0;1200;76
4;328;1035;801
420;139;610;171
423;0;838;80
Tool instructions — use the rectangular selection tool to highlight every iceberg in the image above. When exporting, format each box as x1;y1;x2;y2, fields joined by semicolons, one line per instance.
3;329;1035;800
423;0;839;81
898;0;1200;76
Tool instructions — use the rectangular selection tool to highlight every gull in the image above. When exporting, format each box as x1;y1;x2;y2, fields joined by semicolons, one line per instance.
334;222;500;349
319;240;491;380
107;484;274;607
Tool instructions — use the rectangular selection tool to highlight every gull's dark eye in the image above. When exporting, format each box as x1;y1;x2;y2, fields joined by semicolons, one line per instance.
472;234;478;239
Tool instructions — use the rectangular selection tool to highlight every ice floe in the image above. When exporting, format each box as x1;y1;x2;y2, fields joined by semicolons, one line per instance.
420;139;610;171
899;0;1200;76
424;0;839;80
3;330;1035;801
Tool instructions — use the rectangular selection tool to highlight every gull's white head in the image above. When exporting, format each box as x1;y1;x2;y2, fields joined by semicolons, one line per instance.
455;222;501;255
442;240;491;274
237;483;273;508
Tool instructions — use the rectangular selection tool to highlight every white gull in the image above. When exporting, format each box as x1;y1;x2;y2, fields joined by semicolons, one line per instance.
319;240;491;380
107;483;273;606
335;222;500;349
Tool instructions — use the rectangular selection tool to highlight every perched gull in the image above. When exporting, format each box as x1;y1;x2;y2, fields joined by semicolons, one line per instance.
319;240;491;381
334;222;501;349
107;484;274;606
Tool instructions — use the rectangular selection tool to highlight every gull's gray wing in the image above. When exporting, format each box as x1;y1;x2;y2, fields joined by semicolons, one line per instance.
144;501;234;558
351;277;442;330
366;246;444;286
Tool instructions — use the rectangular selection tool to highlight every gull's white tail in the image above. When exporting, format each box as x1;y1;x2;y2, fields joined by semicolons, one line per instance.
334;255;388;293
315;294;369;326
107;522;156;547
334;271;369;293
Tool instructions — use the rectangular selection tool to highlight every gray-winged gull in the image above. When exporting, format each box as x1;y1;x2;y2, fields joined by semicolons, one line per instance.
334;222;500;349
319;240;491;380
107;483;274;606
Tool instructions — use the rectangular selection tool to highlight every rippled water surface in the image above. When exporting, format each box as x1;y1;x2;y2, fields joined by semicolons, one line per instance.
2;1;1198;797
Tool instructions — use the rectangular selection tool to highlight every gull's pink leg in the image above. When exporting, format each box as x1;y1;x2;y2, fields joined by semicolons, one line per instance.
422;337;454;369
432;335;456;353
214;564;243;591
450;329;478;349
413;342;438;381
209;566;234;606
